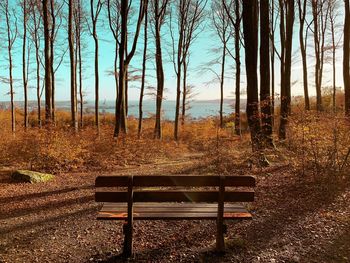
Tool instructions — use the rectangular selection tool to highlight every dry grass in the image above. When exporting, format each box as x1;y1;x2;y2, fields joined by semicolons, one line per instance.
0;107;349;178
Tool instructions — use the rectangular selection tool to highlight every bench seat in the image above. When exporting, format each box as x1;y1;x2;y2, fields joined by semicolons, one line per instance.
97;202;252;220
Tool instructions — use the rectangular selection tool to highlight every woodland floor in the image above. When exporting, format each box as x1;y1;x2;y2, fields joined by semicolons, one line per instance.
0;153;349;263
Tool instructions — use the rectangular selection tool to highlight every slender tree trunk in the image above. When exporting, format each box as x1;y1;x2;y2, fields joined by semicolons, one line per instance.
23;0;28;128
115;0;128;137
298;0;310;110
330;15;336;112
5;1;15;133
242;0;261;151
279;0;294;140
234;0;241;136
69;0;77;130
43;0;53;122
260;0;273;147
344;0;350;116
219;42;226;129
50;0;56;123
154;2;166;139
270;0;275;127
174;25;183;140
33;9;41;127
181;59;187;126
138;9;148;138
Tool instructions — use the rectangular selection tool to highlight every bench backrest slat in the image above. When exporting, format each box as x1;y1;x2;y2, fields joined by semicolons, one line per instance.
95;175;255;187
95;190;254;203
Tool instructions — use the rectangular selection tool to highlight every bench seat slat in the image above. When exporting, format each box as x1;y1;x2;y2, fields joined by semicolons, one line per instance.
97;203;252;220
95;175;255;187
95;190;254;203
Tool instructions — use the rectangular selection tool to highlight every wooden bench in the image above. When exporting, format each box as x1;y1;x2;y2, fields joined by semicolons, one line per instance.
95;175;255;256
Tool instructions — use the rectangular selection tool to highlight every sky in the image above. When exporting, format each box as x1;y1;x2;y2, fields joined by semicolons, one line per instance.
0;0;346;103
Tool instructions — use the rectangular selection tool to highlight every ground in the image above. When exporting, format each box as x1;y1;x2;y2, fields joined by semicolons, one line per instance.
0;153;349;263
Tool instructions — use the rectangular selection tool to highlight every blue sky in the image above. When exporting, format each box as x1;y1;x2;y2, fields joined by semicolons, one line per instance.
0;0;346;103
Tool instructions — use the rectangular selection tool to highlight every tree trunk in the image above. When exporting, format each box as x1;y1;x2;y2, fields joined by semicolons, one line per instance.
260;0;273;147
181;59;187;126
298;0;310;110
138;9;148;138
345;0;350;116
50;0;56;123
23;0;28;128
242;0;261;151
69;0;78;131
43;0;53;122
234;0;241;136
219;41;226;129
279;0;294;140
154;1;166;139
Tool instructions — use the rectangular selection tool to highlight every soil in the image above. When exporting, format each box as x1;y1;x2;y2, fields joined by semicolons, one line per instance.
0;153;349;263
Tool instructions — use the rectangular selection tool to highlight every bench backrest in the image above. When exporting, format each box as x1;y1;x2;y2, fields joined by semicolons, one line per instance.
95;175;255;203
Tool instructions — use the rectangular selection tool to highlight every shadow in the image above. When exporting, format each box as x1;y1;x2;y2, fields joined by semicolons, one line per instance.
0;194;95;220
0;184;94;204
0;206;98;236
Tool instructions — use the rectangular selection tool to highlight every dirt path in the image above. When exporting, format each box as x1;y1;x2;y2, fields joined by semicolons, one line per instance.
0;155;349;263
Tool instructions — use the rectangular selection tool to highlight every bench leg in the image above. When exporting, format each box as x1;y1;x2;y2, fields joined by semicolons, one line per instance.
123;221;133;257
216;221;226;252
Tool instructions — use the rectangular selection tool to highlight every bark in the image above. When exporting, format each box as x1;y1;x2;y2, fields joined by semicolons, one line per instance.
278;0;294;140
219;41;226;128
43;0;53;122
138;8;148;138
69;0;78;130
23;0;28;128
181;59;187;126
260;0;273;147
50;0;56;123
234;0;241;136
345;0;350;116
298;0;310;110
242;0;261;151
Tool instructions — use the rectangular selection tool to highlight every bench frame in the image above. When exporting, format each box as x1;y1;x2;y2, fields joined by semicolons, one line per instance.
95;175;255;256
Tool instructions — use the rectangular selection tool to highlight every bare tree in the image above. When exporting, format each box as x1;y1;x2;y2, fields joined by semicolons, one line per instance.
138;3;148;138
114;0;147;137
260;0;273;147
22;0;29;128
152;0;170;139
242;0;261;150
42;0;53;122
311;0;330;111
29;0;43;127
297;0;310;110
107;0;121;130
345;0;350;116
223;0;242;136
2;0;18;132
170;0;207;139
211;0;232;129
278;0;295;140
328;0;340;112
89;0;103;131
68;0;78;130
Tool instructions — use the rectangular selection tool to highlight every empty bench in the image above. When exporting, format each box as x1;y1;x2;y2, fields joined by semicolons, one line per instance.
95;175;256;256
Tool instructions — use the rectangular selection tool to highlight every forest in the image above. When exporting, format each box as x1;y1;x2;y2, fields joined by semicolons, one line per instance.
0;0;350;262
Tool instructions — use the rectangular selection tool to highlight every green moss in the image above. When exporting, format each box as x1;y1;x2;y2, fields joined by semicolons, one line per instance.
12;170;55;183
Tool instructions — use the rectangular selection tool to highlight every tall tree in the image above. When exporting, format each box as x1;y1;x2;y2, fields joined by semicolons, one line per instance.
2;0;18;133
114;0;147;137
260;0;273;147
22;0;29;128
90;0;103;131
344;0;350;116
42;0;53;122
278;0;295;140
297;0;310;110
242;0;261;150
138;3;148;138
29;0;43;126
171;0;207;139
223;0;242;135
311;0;329;111
152;0;170;139
107;0;121;132
68;0;78;130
